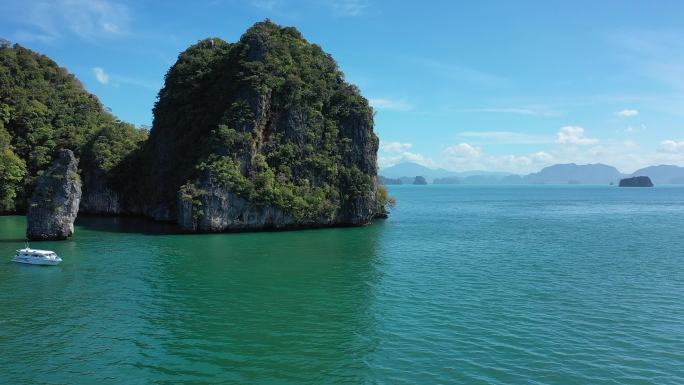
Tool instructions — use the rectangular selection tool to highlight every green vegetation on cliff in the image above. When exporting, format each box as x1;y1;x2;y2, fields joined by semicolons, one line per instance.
80;121;147;191
0;40;146;211
147;21;383;222
0;122;26;211
0;21;391;225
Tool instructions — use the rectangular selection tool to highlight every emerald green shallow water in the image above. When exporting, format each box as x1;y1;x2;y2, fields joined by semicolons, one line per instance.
1;185;683;384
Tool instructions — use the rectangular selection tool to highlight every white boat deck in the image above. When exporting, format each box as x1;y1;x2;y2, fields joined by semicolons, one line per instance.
17;248;57;255
12;245;62;265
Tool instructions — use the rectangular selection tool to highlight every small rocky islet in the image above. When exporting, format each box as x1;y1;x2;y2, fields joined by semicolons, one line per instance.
26;149;81;240
0;21;392;240
619;176;654;187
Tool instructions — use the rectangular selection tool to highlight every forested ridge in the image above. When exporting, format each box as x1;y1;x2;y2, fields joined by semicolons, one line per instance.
0;39;146;212
0;21;391;229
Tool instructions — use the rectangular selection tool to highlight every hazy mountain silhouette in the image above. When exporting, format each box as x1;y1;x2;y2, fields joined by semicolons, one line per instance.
631;165;684;184
380;161;684;185
380;162;512;183
380;163;458;181
524;163;624;185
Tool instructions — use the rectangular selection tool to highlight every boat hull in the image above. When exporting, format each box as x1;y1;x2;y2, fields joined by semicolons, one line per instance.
11;256;62;266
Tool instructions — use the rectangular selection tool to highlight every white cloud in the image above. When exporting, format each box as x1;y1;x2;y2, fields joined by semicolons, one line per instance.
328;0;369;16
9;0;129;42
659;140;684;153
93;67;109;84
441;142;555;173
369;98;412;111
379;152;434;168
102;22;120;33
426;136;684;174
401;151;434;166
488;152;555;171
616;109;639;117
531;151;554;163
380;141;412;153
424;134;684;174
89;67;161;90
555;126;599;145
444;143;482;159
378;140;434;168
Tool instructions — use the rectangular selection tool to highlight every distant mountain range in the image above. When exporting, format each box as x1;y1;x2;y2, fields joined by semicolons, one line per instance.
524;163;622;185
380;162;512;183
631;165;684;184
379;162;684;185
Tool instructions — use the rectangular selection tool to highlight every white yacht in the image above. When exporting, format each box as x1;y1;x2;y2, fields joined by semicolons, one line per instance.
12;244;62;265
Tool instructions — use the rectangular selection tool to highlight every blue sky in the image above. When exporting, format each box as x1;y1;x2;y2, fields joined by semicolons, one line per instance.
3;0;684;173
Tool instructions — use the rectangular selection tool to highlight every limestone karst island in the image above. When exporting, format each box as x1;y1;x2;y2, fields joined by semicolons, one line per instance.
3;3;684;384
0;21;393;240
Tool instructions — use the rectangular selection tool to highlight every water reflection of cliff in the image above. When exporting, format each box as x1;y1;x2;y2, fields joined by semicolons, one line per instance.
131;220;387;383
75;215;182;235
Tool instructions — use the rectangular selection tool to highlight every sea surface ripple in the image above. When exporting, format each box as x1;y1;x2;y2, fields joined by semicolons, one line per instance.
1;185;683;384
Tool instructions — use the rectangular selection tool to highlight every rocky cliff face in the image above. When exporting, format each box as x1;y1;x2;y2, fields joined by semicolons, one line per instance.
4;24;389;239
26;149;82;240
141;21;385;232
177;172;298;232
79;171;123;214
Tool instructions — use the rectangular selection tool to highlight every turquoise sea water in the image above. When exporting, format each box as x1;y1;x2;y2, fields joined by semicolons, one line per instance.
1;185;683;384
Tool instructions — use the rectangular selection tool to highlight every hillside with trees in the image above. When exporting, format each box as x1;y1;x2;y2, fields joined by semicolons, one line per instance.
0;40;146;213
144;21;389;230
0;21;390;232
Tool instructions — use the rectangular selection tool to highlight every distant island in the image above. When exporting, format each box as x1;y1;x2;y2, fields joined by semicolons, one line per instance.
433;177;460;185
0;21;393;240
380;162;514;184
525;163;622;185
413;176;428;185
379;176;402;185
380;161;684;186
619;176;654;187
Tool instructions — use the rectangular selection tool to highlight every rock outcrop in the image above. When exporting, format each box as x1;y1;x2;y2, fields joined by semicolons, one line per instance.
619;176;654;187
4;22;391;238
139;20;386;232
0;42;145;214
413;176;428;185
177;172;298;232
26;149;82;240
